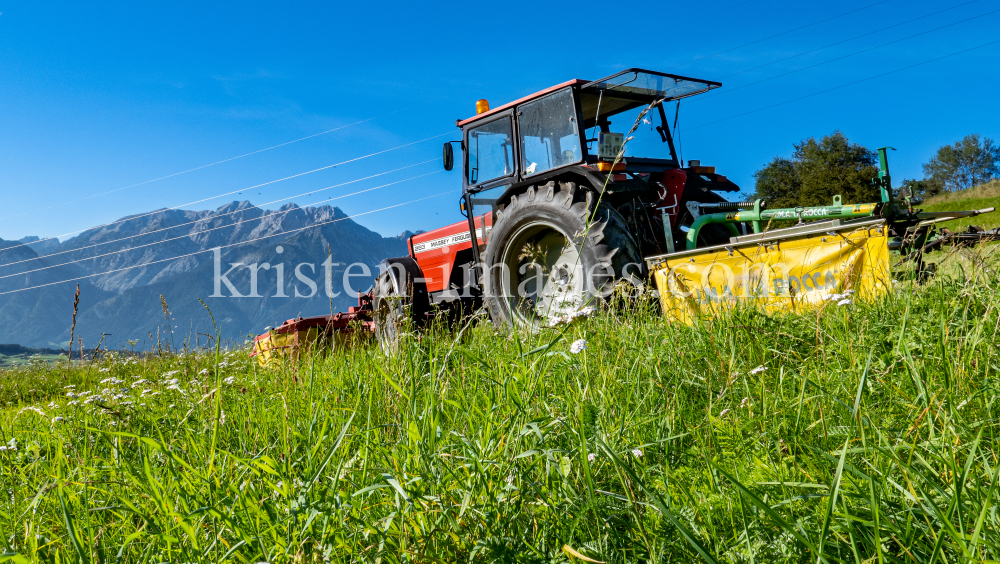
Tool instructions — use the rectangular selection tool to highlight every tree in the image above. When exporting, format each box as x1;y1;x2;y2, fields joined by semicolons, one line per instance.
900;178;943;201
752;157;800;209
923;134;1000;191
753;131;879;207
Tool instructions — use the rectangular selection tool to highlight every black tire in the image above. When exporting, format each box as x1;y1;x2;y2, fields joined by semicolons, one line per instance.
373;257;428;352
482;180;641;331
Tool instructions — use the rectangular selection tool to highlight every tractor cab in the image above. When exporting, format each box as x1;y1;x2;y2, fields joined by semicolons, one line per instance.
451;69;720;195
443;68;736;267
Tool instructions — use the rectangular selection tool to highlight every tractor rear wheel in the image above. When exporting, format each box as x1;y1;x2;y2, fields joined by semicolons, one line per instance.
373;257;428;352
483;181;640;331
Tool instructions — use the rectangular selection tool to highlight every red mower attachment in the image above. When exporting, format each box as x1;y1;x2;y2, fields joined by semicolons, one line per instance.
250;292;375;366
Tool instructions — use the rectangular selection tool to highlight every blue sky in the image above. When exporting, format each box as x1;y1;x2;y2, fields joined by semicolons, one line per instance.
1;0;998;243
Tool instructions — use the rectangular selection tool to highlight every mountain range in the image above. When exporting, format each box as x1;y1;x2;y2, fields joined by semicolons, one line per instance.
0;201;411;350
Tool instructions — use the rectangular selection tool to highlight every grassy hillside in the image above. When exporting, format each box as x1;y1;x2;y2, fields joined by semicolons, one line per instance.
0;344;65;368
0;245;998;563
920;180;1000;231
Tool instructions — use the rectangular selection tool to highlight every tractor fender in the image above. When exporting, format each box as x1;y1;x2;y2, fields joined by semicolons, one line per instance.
489;166;603;211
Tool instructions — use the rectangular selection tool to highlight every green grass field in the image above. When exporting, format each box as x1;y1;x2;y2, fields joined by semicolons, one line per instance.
0;353;65;368
921;180;1000;232
2;189;999;563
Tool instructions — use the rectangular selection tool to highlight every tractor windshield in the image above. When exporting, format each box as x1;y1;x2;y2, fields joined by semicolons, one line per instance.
518;88;582;177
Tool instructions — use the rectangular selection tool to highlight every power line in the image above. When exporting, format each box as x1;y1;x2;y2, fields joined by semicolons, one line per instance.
0;188;460;297
716;1;980;80
686;38;1000;131
0;159;437;272
0;96;446;223
0;170;444;282
671;0;757;27
690;7;999;103
663;0;891;71
0;131;450;256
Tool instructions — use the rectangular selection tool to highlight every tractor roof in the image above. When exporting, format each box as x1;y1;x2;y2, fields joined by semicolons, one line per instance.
457;68;721;128
457;79;587;127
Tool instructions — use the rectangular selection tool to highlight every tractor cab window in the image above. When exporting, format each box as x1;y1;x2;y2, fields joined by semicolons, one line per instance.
518;88;582;177
467;117;514;186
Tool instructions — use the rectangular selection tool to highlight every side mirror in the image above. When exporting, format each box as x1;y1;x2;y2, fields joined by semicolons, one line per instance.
442;142;454;171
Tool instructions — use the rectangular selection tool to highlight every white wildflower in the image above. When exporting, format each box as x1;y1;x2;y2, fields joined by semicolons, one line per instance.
67;400;79;406
631;448;643;459
843;289;855;296
48;401;58;409
162;370;180;378
64;385;76;389
224;375;236;385
956;399;969;410
740;397;750;408
199;368;210;376
18;406;45;416
131;379;148;388
168;404;176;409
164;378;179;386
749;365;765;375
66;392;78;398
570;339;588;354
217;361;229;368
587;453;597;462
719;408;731;417
99;367;110;373
51;416;65;424
100;377;124;385
837;298;852;306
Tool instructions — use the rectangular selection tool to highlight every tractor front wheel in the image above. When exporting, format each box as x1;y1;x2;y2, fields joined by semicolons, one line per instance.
373;257;428;352
482;181;640;331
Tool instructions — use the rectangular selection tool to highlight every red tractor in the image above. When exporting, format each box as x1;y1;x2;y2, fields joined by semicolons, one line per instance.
371;68;741;346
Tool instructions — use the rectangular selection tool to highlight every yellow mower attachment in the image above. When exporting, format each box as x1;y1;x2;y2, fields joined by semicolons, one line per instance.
645;218;891;323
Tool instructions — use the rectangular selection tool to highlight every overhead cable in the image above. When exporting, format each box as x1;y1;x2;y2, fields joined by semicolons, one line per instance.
691;7;999;103
0;132;450;256
0;189;459;297
716;1;980;79
0;159;437;271
663;0;891;70
0;170;444;282
0;96;445;223
687;38;1000;131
